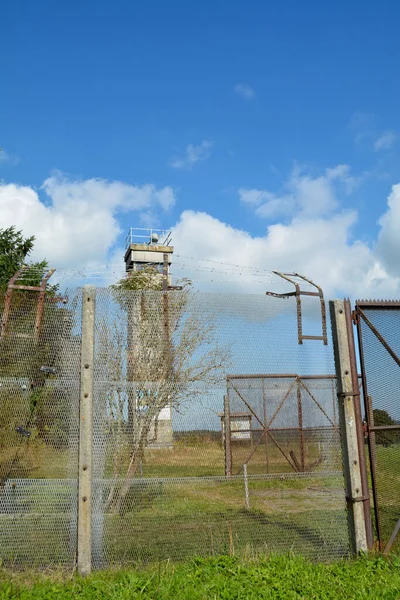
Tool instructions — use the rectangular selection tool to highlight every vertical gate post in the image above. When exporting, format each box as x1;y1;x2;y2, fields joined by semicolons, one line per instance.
344;300;373;549
77;285;95;575
330;299;368;554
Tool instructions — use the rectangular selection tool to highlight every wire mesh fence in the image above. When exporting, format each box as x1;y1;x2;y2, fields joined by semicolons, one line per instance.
226;375;340;476
0;287;350;570
0;291;81;567
357;304;400;552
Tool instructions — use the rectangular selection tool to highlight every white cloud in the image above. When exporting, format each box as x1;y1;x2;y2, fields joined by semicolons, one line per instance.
0;172;176;269
325;164;361;192
374;130;397;151
376;183;400;276
349;114;397;151
234;84;255;100
170;141;213;170
239;188;294;218
173;178;400;299
2;168;400;300
289;167;338;216
0;148;20;166
349;112;374;146
239;164;359;220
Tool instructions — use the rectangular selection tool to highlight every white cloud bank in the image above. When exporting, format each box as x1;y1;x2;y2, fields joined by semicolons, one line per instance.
174;169;400;299
1;168;400;299
239;165;360;220
0;171;175;268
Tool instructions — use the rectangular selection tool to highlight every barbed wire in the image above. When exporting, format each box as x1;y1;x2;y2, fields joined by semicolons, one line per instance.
172;264;275;277
13;265;291;278
174;254;276;274
5;259;315;289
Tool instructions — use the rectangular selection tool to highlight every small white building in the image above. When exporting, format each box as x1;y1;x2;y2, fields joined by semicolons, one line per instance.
220;412;252;442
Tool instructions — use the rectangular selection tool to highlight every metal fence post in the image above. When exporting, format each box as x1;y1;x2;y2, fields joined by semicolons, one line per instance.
330;299;368;554
77;285;95;575
243;463;250;509
224;394;232;476
344;299;373;549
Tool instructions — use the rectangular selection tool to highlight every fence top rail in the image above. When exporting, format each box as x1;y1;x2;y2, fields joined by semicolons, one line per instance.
356;300;400;308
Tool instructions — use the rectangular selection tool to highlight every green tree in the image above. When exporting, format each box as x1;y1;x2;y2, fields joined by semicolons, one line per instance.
0;225;60;381
0;226;74;479
102;268;228;513
0;226;58;293
111;265;164;292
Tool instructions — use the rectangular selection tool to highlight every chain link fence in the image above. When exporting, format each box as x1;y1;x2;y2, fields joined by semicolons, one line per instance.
0;288;350;569
0;291;81;567
357;304;400;551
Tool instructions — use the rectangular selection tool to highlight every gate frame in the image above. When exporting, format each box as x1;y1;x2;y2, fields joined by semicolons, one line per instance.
354;299;400;553
225;373;339;476
330;299;372;553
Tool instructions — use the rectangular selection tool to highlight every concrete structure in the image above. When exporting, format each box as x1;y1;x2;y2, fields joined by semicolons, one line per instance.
147;405;173;449
330;299;369;554
125;228;174;449
124;228;173;282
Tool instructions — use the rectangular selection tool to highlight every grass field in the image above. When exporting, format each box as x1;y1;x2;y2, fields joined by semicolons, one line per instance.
1;554;400;599
0;473;350;567
1;436;399;568
374;445;400;543
0;431;342;479
99;473;349;566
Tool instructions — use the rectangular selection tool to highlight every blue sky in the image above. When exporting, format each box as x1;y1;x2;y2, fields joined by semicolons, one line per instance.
1;0;400;298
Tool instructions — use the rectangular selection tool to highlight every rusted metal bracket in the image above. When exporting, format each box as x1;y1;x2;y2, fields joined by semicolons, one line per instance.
337;391;359;398
346;495;370;503
48;294;68;304
0;266;56;341
266;272;328;345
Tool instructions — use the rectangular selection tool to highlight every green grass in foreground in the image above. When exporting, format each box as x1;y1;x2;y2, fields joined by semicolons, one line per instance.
1;554;400;599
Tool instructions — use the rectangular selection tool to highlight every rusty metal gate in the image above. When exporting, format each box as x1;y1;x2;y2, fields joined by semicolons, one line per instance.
355;301;400;553
224;374;341;476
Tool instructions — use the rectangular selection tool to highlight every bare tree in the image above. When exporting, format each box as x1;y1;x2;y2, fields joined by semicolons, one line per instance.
100;275;229;513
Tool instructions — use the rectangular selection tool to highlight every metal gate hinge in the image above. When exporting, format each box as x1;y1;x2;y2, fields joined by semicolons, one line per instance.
337;391;359;398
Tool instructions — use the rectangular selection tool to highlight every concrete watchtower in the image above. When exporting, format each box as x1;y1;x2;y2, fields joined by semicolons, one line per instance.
124;228;174;286
124;228;174;448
